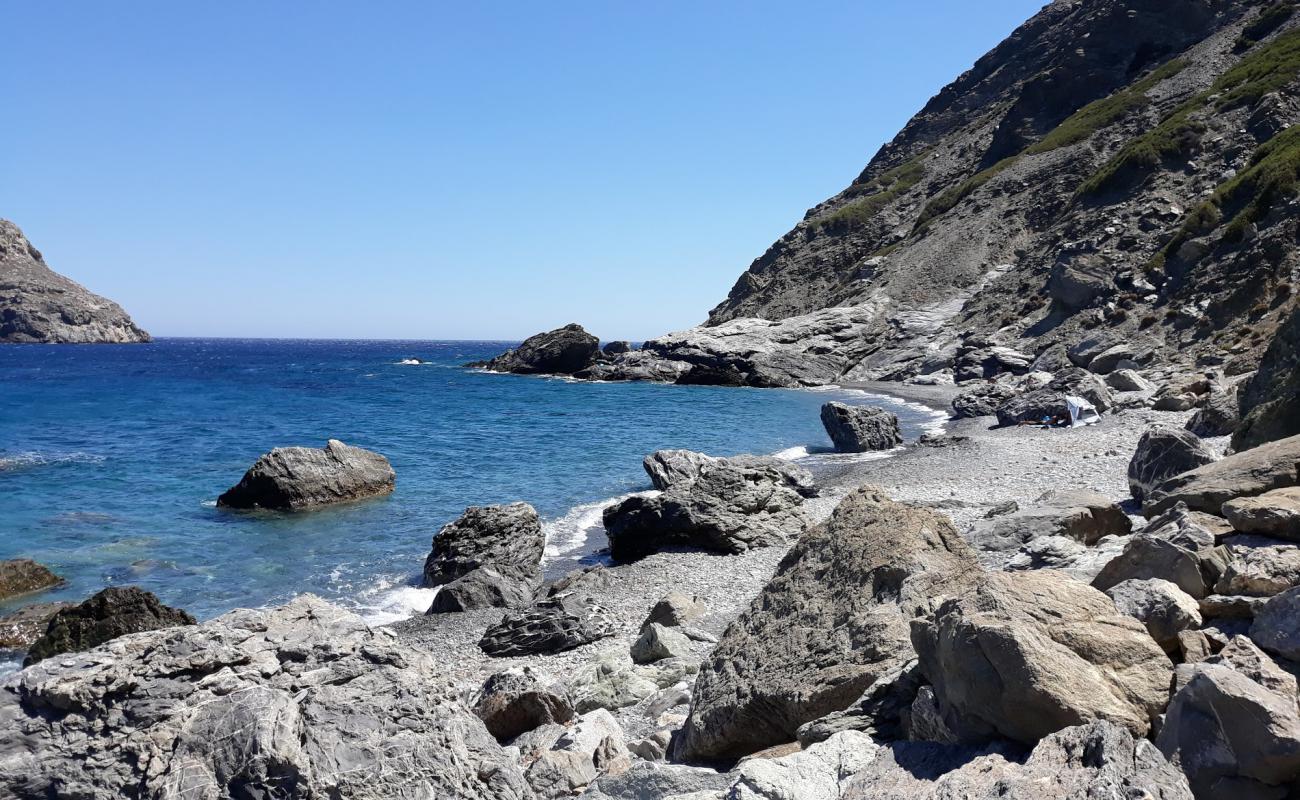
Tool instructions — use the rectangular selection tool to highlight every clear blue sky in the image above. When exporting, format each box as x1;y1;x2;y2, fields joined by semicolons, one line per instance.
3;1;1045;341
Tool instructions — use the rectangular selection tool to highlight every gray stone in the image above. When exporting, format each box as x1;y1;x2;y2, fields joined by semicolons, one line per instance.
23;586;195;666
481;567;617;656
428;566;540;612
1128;426;1217;502
525;709;631;799
1104;578;1202;652
1107;368;1153;392
423;502;544;611
994;368;1113;427
1235;306;1300;451
630;623;693;664
1144;433;1300;516
1050;254;1113;309
1068;334;1118;369
0;601;70;650
473;667;574;742
675;487;980;762
0;559;63;601
583;762;733;800
968;488;1130;560
1187;388;1240;438
0;596;529;799
0;219;151;343
643;592;707;629
642;450;815;497
912;570;1172;744
1215;534;1300;596
726;730;878;800
1200;594;1271;620
1223;487;1300;540
819;402;903;452
1251;586;1300;661
469;323;601;375
1093;533;1213;599
951;382;1018;419
795;659;924;745
1089;344;1142;375
217;439;396;510
568;651;661;713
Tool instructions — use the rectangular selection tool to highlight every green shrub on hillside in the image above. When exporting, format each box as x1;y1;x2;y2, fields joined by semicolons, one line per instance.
1235;1;1296;51
813;156;926;232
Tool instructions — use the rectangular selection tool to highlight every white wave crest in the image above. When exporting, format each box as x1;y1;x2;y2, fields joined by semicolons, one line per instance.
0;451;106;472
356;583;440;627
542;491;659;560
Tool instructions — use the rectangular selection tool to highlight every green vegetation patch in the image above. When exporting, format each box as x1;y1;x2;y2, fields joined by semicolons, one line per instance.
1236;1;1296;52
1082;29;1300;196
813;156;926;232
914;156;1018;228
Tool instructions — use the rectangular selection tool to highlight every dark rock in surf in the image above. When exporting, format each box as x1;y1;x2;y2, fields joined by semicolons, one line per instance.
468;323;601;375
24;586;195;666
217;439;395;511
820;402;903;452
0;559;64;601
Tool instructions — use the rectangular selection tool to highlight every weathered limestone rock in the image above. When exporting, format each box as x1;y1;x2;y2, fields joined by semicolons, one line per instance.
468;323;601;375
1089;343;1142;375
525;708;631;798
842;721;1192;800
1143;433;1300;516
630;623;693;664
480;567;616;656
0;219;151;343
1222;487;1300;540
1235;306;1300;451
1107;368;1153;392
1128;426;1217;502
0;559;63;601
1104;578;1202;652
1003;533;1127;583
967;488;1130;562
912;570;1173;744
217;439;395;510
567;651;661;713
1094;503;1230;600
0;596;529;799
423;502;544;612
472;667;574;742
726;730;879;800
603;459;809;562
795;660;925;745
954;345;1033;382
675;487;979;762
1215;534;1300;596
820;403;903;452
428;566;539;612
23;586;195;665
641;449;815;496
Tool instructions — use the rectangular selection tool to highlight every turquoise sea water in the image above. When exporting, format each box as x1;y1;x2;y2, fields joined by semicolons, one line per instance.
0;339;940;631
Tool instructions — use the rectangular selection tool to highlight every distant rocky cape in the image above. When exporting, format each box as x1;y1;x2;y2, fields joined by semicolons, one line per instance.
0;219;150;344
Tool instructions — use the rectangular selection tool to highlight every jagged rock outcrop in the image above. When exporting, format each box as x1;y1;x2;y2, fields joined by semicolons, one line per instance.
0;559;63;601
217;439;396;510
820;402;903;452
0;596;529;799
0;220;150;343
1144;433;1300;516
480;567;616;656
1235;306;1300;451
1127;426;1217;502
423;502;544;612
23;586;195;665
912;570;1172;744
641;449;815;496
675;487;979;762
469;323;601;375
967;488;1130;565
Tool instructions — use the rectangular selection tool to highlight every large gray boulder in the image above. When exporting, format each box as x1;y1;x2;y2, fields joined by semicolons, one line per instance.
912;570;1173;744
1127;426;1217;502
1104;578;1202;653
1222;487;1300;540
994;368;1113;427
217;439;396;510
1143;433;1300;516
951;382;1018;419
675;487;980;762
0;559;63;601
472;667;574;742
468;323;601;375
641;449;815;496
820;403;903;452
423;502;544;612
1092;504;1229;600
0;596;529;799
842;721;1193;800
967;489;1130;562
524;708;631;799
480;567;616;656
1049;254;1113;309
1234;306;1300;451
602;458;809;562
1186;388;1240;438
1215;534;1300;596
0;219;151;343
23;586;195;666
1250;585;1300;662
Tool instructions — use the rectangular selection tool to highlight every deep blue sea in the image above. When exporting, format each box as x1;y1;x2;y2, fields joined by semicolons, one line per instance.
0;339;940;635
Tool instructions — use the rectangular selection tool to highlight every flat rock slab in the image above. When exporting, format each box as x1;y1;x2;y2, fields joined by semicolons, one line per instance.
1143;433;1300;517
217;439;395;510
1223;487;1300;540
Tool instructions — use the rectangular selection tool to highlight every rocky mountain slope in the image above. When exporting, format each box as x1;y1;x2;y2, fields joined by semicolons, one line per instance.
576;0;1300;389
0;219;150;343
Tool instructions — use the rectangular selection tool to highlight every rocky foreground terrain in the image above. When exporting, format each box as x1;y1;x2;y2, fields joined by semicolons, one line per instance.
0;219;149;344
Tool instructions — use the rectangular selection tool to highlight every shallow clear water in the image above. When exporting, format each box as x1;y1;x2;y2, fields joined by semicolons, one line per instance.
0;339;940;630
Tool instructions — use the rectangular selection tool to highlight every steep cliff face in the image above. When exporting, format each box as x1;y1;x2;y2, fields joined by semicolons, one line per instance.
0;220;150;344
688;0;1300;383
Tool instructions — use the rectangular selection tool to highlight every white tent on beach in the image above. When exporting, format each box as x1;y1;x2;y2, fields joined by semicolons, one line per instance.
1066;395;1101;427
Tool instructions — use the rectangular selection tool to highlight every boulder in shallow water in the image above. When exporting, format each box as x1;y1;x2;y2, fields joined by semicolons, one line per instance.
1127;426;1217;502
422;503;544;612
675;486;979;762
24;586;195;666
217;439;395;511
0;595;528;799
820;402;903;452
468;323;601;375
912;570;1172;744
0;559;63;601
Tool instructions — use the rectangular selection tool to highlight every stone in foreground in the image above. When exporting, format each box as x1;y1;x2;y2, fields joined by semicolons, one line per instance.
0;596;529;799
675;486;979;762
217;438;395;510
820;402;903;452
912;570;1172;744
0;558;63;601
472;667;574;742
0;219;151;343
23;586;195;665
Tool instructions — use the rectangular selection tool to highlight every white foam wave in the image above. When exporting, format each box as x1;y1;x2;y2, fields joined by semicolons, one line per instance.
0;451;106;472
356;582;440;627
542;491;658;560
772;445;810;461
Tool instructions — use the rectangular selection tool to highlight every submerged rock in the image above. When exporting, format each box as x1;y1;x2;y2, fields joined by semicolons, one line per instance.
0;602;71;650
820;402;903;452
675;487;979;762
469;323;600;375
0;219;151;343
0;596;529;799
0;559;63;601
217;439;395;511
23;586;195;665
